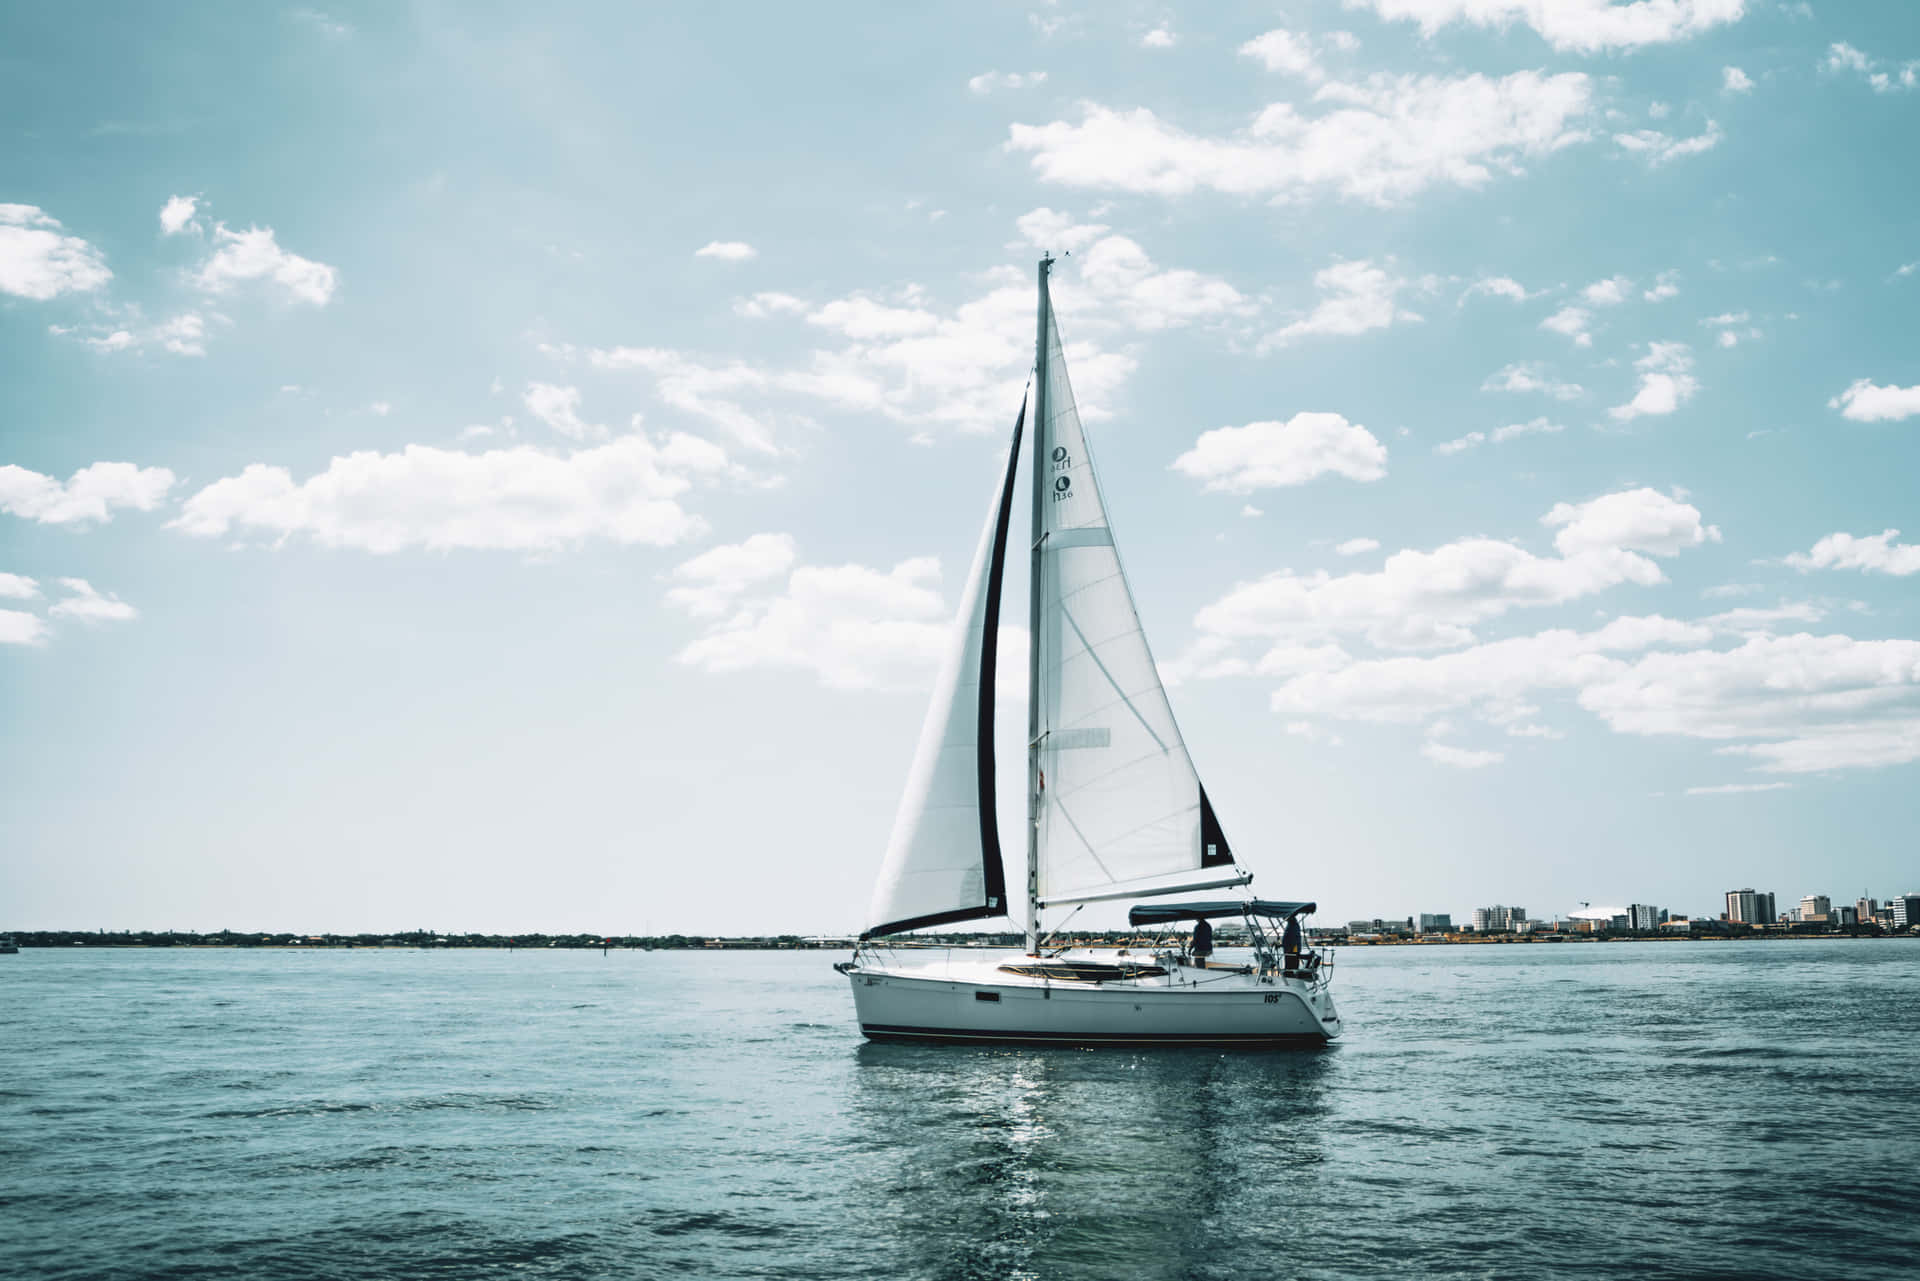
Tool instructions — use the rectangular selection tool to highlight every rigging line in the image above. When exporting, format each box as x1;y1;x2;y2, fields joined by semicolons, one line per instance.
1046;792;1118;883
1059;604;1167;752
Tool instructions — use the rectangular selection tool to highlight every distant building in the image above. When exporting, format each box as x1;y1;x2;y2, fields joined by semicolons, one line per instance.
1835;906;1858;927
1471;905;1526;932
1724;889;1776;926
1628;904;1663;931
1800;894;1832;921
1891;895;1920;929
1419;913;1452;931
1856;898;1877;924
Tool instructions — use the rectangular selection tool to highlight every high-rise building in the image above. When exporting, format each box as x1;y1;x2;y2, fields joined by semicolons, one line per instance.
1756;892;1776;924
1800;894;1831;921
1725;889;1762;924
1419;913;1452;931
1891;895;1920;929
1836;906;1858;927
1629;904;1663;931
1471;906;1524;932
1857;897;1877;923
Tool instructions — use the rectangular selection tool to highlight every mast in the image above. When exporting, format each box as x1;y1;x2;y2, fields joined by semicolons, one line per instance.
1026;255;1052;955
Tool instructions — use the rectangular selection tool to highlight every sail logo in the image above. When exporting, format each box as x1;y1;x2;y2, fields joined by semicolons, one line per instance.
1053;474;1072;501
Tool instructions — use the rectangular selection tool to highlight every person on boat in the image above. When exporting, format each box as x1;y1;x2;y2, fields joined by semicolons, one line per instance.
1191;916;1212;968
1282;914;1303;971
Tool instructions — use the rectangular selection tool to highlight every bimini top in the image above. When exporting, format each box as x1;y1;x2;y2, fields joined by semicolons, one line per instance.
1128;900;1316;926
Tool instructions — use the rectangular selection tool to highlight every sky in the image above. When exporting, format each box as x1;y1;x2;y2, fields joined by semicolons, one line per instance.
3;1;1918;936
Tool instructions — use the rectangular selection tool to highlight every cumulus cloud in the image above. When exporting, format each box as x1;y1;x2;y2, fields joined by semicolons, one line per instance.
666;532;799;617
1005;70;1594;206
1172;413;1388;493
674;552;964;691
523;383;605;441
0;610;48;646
1140;26;1176;49
1829;379;1920;422
1614;120;1724;165
1609;342;1698;420
0;204;112;300
1822;42;1920;93
1336;537;1380;556
1349;0;1749;53
1540;305;1592;346
53;310;208;357
159;195;200;236
0;461;177;525
1643;270;1681;301
1422;741;1504;768
196;223;337;304
1582;275;1632;305
1238;28;1354;79
1785;529;1920;577
734;291;807;319
1542;487;1719;557
1263;259;1422;349
969;70;1048;93
169;432;731;553
0;573;39;600
694;241;757;261
1483;362;1582;400
46;578;137;623
1722;66;1754;94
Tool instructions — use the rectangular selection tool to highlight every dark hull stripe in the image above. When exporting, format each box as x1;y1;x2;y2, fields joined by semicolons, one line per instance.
861;1023;1329;1047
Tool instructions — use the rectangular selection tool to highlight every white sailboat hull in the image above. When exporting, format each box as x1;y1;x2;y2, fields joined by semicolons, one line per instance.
844;949;1338;1047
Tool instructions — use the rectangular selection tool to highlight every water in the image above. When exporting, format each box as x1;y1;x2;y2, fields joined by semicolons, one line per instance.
2;941;1915;1280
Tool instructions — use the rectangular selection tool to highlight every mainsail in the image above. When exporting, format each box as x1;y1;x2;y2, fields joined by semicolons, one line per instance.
1029;274;1237;910
863;402;1024;936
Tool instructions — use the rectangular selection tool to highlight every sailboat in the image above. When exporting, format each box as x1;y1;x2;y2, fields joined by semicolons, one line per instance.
839;257;1339;1047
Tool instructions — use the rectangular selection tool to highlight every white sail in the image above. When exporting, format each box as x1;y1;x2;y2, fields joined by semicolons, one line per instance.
1032;297;1233;905
865;410;1022;935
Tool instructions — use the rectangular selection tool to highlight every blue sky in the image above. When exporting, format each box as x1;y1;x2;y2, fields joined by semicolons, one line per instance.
3;1;1917;934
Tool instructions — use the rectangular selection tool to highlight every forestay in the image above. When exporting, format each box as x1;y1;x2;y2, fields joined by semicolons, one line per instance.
1031;293;1235;906
863;404;1023;936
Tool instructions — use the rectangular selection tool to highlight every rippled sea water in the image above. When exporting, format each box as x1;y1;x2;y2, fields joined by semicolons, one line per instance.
3;941;1916;1280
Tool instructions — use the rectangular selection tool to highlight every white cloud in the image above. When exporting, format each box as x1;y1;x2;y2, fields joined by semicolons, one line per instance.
1140;26;1176;49
370;401;391;416
1540;305;1593;346
1829;379;1920;422
667;532;800;618
46;578;136;624
1822;42;1920;93
523;382;605;441
1643;269;1681;301
195;223;337;304
0;461;177;525
1786;529;1920;578
1193;489;1713;653
0;204;112;300
1542;487;1719;557
1263;259;1421;349
1349;0;1748;53
1013;207;1111;254
969;70;1048;94
1460;274;1531;303
694;241;756;261
54;310;208;358
1609;341;1698;420
1172;413;1388;493
1336;537;1380;556
1005;70;1594;206
0;572;39;600
807;296;940;341
1269;615;1714;724
1582;275;1632;305
1483;361;1583;400
1239;29;1324;78
1686;782;1790;795
1722;65;1754;94
1435;416;1563;454
169;432;731;553
588;347;784;453
674;553;959;691
1614;120;1724;164
0;610;48;646
159;195;200;236
733;291;807;319
1421;741;1504;768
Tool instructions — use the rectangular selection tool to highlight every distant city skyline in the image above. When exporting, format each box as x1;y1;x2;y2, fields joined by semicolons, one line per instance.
5;4;1920;934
